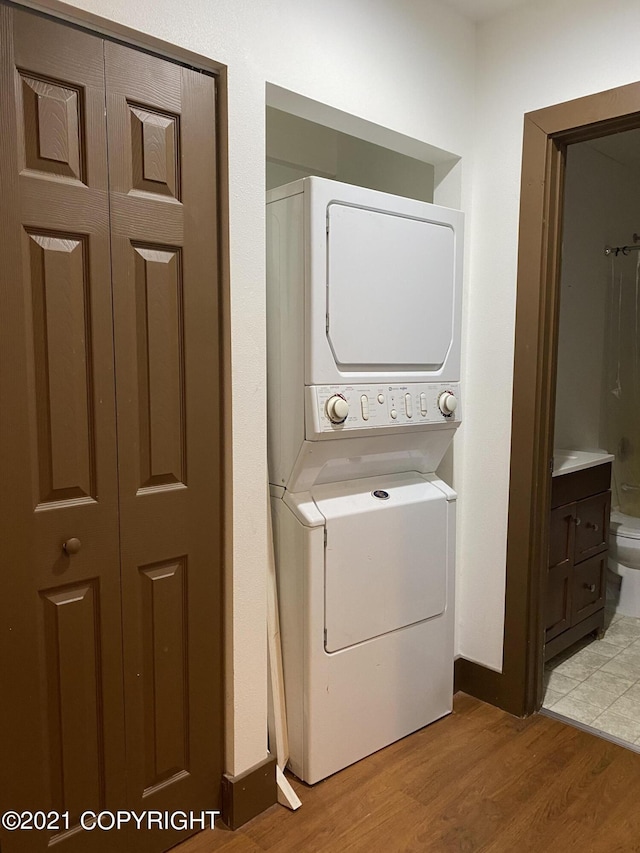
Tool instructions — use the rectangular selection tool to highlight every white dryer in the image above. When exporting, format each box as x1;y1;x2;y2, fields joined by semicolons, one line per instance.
267;177;463;783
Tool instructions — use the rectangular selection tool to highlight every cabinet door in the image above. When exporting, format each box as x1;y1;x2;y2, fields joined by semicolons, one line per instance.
105;43;223;849
575;491;610;563
545;504;575;640
0;8;126;851
572;553;607;624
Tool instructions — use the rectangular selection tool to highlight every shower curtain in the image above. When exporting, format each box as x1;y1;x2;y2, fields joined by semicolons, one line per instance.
605;252;640;517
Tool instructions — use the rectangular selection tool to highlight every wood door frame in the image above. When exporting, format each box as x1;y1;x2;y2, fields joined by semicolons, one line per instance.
457;81;640;715
4;0;231;769
482;82;640;716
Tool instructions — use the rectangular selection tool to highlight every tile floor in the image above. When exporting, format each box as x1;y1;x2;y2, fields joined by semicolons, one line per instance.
542;601;640;748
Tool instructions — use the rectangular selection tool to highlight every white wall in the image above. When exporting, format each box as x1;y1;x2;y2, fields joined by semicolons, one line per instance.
459;0;640;670
47;0;476;775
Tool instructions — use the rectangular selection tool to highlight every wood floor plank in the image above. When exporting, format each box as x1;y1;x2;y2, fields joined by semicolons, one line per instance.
494;734;640;853
171;694;640;853
169;825;264;852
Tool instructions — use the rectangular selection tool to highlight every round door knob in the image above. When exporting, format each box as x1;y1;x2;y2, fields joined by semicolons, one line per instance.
584;583;596;593
326;395;349;424
438;392;458;415
63;538;82;555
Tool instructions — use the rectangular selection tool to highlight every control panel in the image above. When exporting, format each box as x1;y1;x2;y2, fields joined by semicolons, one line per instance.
306;382;461;438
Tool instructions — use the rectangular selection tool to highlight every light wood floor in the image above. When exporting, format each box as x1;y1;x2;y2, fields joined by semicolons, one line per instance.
175;693;640;852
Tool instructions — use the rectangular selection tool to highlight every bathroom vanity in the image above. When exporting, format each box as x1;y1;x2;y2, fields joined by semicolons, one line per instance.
545;452;613;660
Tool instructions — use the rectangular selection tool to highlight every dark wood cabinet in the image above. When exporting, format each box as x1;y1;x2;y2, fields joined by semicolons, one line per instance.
545;462;611;661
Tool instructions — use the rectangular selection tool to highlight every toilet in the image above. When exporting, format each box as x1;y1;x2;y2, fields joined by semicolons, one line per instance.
609;509;640;617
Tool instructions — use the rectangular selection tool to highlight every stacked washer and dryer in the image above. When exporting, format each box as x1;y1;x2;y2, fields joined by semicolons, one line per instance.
267;177;463;784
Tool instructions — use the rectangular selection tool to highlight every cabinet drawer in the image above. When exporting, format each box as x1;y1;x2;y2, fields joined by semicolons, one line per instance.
551;462;611;508
571;553;606;623
574;491;610;562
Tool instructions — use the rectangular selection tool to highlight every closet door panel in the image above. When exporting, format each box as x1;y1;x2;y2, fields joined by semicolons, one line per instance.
105;42;223;848
1;8;126;853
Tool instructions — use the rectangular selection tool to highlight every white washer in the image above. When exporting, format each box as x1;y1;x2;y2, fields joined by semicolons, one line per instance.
267;177;463;783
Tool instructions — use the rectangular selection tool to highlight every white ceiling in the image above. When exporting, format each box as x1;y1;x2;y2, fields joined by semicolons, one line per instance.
441;0;531;22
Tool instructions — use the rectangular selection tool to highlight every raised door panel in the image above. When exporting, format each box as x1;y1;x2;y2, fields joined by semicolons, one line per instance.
0;8;125;853
575;491;610;563
572;554;607;625
105;42;223;848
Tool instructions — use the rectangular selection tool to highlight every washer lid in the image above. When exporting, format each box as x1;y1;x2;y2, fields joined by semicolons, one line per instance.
312;473;448;653
326;202;455;371
611;510;640;540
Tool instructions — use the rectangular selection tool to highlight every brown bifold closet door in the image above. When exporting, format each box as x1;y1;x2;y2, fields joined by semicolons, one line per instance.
1;6;223;853
104;41;223;850
0;7;126;853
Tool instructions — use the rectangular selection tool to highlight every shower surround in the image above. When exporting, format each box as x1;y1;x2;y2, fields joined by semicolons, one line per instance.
604;249;640;518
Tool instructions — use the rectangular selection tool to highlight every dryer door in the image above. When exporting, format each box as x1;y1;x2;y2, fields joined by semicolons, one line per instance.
313;473;448;653
326;202;455;372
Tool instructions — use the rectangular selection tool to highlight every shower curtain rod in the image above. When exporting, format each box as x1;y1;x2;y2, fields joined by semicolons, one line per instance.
604;233;640;256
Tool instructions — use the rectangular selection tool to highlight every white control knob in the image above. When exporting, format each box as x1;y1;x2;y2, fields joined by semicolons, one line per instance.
438;392;458;415
326;395;349;423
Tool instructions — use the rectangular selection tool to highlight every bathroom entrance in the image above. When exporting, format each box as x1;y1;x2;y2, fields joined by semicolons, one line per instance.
540;131;640;744
502;83;640;746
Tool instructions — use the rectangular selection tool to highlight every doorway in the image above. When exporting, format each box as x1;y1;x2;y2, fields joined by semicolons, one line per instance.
0;5;225;852
538;132;640;747
504;83;640;721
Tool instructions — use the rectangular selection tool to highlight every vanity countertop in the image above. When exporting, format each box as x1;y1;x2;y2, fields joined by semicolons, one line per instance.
552;449;614;478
